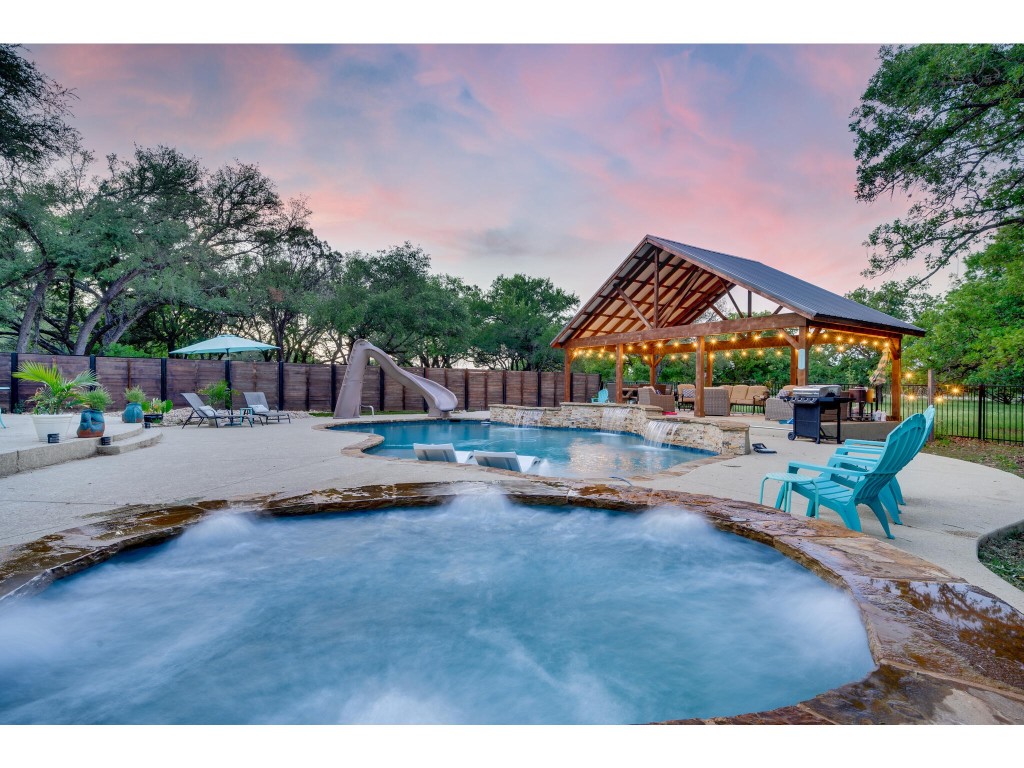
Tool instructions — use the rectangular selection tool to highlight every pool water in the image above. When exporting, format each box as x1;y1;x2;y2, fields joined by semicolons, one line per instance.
0;496;874;724
330;420;713;477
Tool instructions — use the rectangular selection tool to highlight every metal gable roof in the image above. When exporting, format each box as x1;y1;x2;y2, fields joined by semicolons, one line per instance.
552;235;924;346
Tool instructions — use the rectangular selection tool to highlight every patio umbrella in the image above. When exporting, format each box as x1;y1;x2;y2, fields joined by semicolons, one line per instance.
170;334;279;357
170;334;280;403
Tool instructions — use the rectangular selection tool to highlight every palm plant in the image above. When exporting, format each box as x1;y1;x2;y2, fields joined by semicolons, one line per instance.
199;380;238;411
124;386;148;404
13;362;100;415
79;386;113;412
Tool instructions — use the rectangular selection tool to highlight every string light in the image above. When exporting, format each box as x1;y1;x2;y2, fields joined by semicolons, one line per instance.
741;350;748;357
775;350;782;356
757;350;764;357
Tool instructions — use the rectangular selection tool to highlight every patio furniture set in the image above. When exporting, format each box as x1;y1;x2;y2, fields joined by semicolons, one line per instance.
181;392;292;428
759;406;935;540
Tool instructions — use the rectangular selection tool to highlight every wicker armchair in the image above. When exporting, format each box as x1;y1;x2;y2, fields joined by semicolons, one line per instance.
702;387;731;417
638;386;677;412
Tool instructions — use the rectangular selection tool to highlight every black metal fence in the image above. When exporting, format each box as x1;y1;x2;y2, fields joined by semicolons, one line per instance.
901;383;1024;445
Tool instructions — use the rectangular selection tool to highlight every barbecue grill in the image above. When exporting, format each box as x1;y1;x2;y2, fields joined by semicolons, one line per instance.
788;384;850;444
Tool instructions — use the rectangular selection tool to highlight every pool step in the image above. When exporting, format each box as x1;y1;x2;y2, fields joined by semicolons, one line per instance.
97;430;163;456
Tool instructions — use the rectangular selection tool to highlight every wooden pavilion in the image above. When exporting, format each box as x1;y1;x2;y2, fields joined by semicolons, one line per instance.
552;235;925;419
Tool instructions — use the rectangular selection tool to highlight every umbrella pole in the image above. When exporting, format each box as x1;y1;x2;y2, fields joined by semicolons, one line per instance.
225;351;233;412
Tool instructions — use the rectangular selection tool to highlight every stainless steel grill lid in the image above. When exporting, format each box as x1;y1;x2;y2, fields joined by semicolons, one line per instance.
792;384;843;399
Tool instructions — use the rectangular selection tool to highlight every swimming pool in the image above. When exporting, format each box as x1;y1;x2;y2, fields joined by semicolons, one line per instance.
330;420;713;477
0;496;874;724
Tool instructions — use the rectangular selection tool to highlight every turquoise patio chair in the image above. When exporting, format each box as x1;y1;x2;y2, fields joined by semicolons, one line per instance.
591;388;609;403
783;413;926;540
828;406;935;523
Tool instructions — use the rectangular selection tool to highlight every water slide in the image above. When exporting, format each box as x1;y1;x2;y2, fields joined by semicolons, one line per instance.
334;339;458;419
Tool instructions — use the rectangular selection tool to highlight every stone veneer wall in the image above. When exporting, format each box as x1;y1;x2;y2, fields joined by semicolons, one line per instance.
488;402;750;456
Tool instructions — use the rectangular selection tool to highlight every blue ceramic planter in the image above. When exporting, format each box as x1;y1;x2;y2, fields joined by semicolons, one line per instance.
123;402;144;423
78;409;106;438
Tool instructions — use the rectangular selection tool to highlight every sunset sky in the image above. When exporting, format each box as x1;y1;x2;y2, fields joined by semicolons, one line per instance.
25;43;920;301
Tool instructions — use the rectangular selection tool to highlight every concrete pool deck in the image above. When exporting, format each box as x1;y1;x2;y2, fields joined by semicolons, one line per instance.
0;410;1022;615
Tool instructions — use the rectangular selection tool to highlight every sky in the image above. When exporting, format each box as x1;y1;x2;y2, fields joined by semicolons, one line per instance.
24;43;920;303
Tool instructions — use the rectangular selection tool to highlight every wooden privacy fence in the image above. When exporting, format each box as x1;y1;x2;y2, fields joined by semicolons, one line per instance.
0;353;601;413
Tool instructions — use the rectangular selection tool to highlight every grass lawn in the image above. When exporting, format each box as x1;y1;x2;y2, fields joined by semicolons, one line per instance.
922;437;1024;592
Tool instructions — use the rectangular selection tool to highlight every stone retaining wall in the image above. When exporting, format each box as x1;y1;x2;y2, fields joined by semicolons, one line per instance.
488;402;750;456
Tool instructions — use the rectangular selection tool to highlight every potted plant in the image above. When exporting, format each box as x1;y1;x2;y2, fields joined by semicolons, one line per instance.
123;386;147;423
77;386;112;438
12;362;100;442
144;397;174;424
199;380;238;411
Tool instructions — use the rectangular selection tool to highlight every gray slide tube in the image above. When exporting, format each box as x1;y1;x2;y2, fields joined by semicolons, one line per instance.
334;339;458;418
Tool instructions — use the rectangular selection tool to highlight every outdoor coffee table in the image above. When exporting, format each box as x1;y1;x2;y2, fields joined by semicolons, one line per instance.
225;406;255;427
759;471;819;515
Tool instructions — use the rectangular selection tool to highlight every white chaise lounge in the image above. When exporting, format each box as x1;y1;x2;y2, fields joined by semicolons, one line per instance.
471;450;539;473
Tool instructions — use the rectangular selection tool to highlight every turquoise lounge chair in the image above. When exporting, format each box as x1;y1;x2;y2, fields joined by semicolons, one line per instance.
591;388;609;404
783;413;926;539
827;406;935;523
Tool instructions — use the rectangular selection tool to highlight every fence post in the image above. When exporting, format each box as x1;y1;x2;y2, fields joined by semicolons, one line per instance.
537;371;542;407
8;352;16;411
501;370;507;404
330;364;337;412
926;370;936;442
160;358;168;402
88;354;97;377
305;366;311;412
224;359;232;408
568;369;574;402
278;361;285;411
464;369;470;412
977;383;986;442
379;367;385;413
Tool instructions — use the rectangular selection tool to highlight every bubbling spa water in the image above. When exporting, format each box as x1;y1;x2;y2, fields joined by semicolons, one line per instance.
0;497;874;724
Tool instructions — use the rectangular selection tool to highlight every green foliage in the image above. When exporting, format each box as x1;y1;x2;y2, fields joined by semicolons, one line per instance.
144;398;174;415
323;243;476;367
199;380;238;410
0;44;77;172
102;342;168;358
906;226;1024;383
124;386;148;404
852;44;1024;282
79;385;112;411
12;361;99;414
470;274;578;371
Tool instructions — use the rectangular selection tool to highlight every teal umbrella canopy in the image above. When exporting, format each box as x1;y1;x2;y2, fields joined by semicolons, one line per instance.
170;334;279;356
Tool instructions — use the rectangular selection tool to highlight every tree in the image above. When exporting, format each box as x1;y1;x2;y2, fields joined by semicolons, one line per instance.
0;44;76;174
321;243;475;366
852;44;1024;284
233;228;344;362
906;226;1024;383
0;145;306;354
471;274;578;371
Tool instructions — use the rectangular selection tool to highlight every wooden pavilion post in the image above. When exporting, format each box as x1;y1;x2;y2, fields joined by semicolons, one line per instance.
614;344;624;404
695;337;706;417
789;348;798;385
891;338;902;420
797;327;810;386
563;349;572;403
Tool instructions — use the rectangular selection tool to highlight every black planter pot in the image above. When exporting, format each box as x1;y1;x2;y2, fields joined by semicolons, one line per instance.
143;413;164;424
